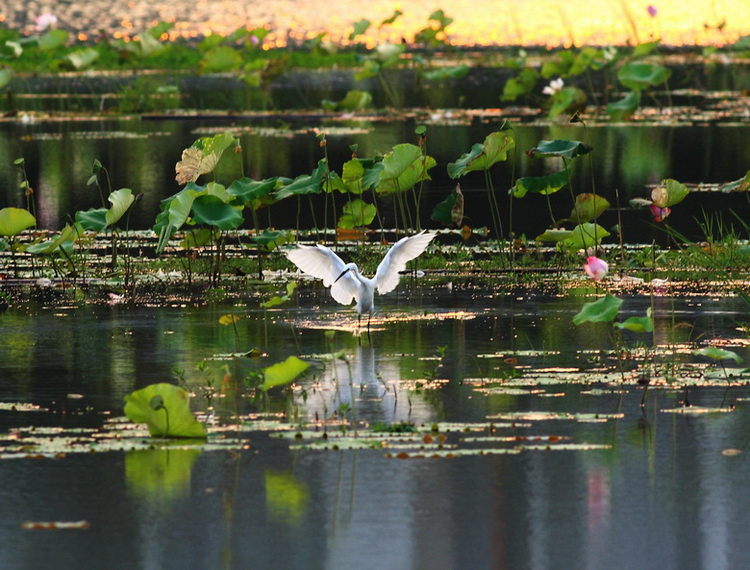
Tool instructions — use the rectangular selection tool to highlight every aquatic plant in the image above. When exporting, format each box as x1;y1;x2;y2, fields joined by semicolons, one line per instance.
0;207;36;276
124;383;207;438
513;138;610;256
219;313;242;353
447;125;516;248
583;256;608;280
694;346;744;408
573;293;654;383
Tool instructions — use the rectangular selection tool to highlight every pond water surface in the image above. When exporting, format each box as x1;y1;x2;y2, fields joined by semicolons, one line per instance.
1;281;750;569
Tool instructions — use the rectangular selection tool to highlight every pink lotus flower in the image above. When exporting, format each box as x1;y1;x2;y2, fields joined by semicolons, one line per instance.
35;13;58;32
650;203;671;222
647;5;658;17
584;256;608;281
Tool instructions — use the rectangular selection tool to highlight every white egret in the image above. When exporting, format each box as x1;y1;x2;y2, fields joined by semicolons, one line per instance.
286;230;436;328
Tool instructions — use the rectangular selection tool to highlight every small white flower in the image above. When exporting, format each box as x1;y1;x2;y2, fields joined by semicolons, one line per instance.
35;13;58;32
542;78;565;96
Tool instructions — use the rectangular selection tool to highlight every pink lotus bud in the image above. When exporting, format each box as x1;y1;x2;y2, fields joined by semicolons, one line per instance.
35;13;58;32
650;203;671;222
584;256;608;281
647;5;658;17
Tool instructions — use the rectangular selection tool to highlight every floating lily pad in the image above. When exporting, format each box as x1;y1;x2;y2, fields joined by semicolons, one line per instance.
660;407;735;415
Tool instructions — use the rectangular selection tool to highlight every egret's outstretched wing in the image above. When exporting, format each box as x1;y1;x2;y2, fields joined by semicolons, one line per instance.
373;230;436;295
286;244;360;306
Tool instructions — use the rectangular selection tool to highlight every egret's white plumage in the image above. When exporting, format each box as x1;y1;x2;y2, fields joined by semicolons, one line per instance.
286;231;436;323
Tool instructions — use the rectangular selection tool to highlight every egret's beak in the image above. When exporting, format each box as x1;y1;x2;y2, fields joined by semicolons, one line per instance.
334;267;351;283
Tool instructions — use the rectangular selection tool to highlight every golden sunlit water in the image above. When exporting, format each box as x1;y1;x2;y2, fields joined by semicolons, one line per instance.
4;0;749;47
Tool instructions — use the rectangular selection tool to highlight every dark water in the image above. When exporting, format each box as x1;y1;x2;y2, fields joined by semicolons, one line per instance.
0;112;748;244
2;283;750;569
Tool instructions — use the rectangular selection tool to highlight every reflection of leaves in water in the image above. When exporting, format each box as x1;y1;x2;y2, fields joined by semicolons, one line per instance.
265;471;308;525
125;448;202;503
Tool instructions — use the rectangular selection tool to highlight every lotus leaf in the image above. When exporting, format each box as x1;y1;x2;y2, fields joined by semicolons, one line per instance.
190;195;244;230
617;62;671;91
338;199;376;229
511;169;569;198
377;144;435;196
614;316;654;333
650;179;690;208
606;91;641;121
695;347;743;364
558;223;610;252
0;207;36;236
447;131;515;178
124;383;207;438
526;139;592;159
573;294;623;325
563;193;610;224
260;356;310;391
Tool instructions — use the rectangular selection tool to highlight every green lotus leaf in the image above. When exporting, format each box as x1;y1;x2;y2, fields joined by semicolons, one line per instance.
526;139;593;159
334;90;373;111
651;179;690;208
124;383;207;438
563;193;610;224
180;227;213;249
105;188;135;226
0;207;36;236
273;160;326;201
190;194;244;230
154;187;201;254
227;177;278;208
614;316;654;333
606;91;641;121
511;169;569;198
250;229;293;252
548;87;587;118
337;158;366;195
64;48;99;70
558;223;610;252
337;198;376;229
75;208;108;232
535;228;574;242
200;46;244;72
260;356;310;391
695;347;743;364
38;29;69;51
573;294;623;325
718;171;750;193
349;19;371;40
421;64;470;81
25;223;81;255
377;144;435;195
617;62;671;91
447;131;515;178
502;68;540;101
